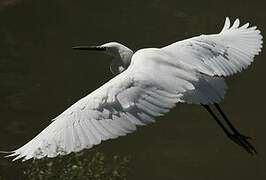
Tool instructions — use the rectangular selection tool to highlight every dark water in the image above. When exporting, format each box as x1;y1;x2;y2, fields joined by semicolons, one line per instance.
0;0;266;179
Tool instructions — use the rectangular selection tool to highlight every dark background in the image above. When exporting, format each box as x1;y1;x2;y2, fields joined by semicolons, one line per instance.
0;0;265;179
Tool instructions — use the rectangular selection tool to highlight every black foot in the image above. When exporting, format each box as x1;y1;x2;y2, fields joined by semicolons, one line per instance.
228;133;257;155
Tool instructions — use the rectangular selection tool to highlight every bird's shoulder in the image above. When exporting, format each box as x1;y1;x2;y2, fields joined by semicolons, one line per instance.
130;48;175;68
132;48;161;60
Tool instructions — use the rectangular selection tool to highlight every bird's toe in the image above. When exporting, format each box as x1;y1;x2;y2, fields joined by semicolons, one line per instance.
228;133;257;155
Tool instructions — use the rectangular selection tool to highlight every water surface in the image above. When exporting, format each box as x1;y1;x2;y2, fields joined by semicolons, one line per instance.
0;0;266;179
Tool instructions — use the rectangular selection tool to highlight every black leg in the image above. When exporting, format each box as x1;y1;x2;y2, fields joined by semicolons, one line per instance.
202;104;231;137
202;104;257;155
214;103;249;138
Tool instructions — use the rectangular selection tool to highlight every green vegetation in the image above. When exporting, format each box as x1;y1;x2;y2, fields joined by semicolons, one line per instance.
23;150;130;180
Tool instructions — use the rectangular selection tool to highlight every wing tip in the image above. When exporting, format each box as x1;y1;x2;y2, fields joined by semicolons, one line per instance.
0;150;13;154
221;17;231;33
232;18;240;28
0;150;20;160
221;17;242;32
220;17;263;43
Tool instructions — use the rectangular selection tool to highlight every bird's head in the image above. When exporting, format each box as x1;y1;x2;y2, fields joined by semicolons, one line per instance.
72;42;134;75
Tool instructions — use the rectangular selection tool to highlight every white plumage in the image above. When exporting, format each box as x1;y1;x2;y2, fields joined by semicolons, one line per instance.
7;17;262;161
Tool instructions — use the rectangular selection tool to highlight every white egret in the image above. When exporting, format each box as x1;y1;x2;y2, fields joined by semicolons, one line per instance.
5;17;263;161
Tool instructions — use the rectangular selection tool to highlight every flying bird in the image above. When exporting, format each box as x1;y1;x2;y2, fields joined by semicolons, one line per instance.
5;17;263;161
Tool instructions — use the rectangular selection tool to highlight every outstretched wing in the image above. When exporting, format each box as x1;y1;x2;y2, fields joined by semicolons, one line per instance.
162;17;263;76
8;53;198;161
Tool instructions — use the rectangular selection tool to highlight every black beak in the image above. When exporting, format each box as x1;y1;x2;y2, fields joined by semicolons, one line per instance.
72;46;106;51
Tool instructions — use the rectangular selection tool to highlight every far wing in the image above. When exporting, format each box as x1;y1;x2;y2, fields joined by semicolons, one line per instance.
8;61;194;161
162;17;263;76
